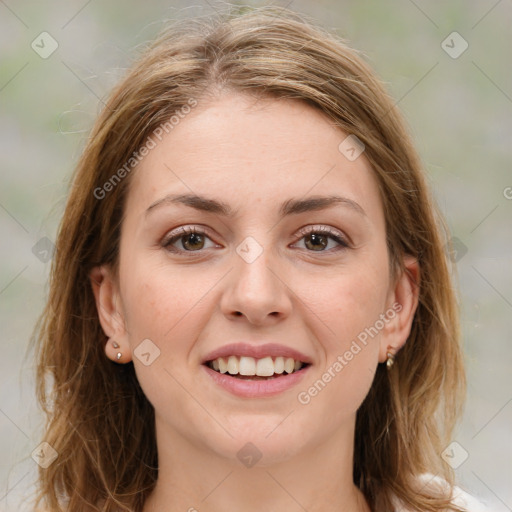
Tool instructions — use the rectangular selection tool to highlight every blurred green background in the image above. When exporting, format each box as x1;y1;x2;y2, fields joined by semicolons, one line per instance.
1;1;511;510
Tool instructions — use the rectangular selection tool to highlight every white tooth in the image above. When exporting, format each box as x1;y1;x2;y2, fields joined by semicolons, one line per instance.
294;360;302;371
239;356;256;376
218;357;228;374
256;356;275;376
274;356;285;374
284;357;295;374
212;359;220;371
227;356;239;375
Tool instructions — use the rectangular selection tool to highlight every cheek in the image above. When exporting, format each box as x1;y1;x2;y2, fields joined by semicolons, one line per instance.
120;258;206;341
118;260;213;417
295;256;388;417
307;257;389;353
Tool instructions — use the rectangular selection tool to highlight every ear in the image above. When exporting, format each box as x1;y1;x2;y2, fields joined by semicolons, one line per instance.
89;265;132;363
378;254;420;363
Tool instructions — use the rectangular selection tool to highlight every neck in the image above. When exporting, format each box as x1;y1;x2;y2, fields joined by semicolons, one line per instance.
143;414;371;512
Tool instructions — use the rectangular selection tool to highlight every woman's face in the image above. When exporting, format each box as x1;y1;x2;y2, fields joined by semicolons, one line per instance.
92;92;418;466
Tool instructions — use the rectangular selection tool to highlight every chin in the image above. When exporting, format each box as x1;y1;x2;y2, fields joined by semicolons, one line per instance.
203;416;310;467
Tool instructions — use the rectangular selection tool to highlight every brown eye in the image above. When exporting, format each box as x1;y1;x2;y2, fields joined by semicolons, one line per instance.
304;232;329;251
181;232;205;251
294;226;349;253
162;227;216;253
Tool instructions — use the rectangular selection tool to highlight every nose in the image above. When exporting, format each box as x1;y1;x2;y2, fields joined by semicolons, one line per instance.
220;242;292;326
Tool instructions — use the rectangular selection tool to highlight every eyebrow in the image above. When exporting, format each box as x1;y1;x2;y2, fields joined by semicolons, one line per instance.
145;193;367;218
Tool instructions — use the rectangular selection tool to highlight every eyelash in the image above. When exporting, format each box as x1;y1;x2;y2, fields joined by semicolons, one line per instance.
161;225;350;256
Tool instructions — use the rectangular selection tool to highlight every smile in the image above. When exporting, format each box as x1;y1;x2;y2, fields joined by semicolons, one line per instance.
201;342;312;397
206;355;309;379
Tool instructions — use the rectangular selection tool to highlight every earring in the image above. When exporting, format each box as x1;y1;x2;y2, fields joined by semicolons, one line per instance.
386;349;396;369
111;341;122;361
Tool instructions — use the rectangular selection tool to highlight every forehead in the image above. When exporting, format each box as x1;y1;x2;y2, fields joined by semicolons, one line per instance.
125;93;384;223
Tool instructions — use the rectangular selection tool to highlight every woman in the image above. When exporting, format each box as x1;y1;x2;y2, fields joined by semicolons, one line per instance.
30;5;489;511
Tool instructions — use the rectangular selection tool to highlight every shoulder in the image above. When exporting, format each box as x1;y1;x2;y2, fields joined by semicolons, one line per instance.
392;473;491;512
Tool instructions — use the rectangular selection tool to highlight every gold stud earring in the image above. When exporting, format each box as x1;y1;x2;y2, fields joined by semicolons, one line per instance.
111;341;122;361
386;349;396;369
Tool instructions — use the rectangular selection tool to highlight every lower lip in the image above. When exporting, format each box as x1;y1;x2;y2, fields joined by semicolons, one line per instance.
202;364;310;398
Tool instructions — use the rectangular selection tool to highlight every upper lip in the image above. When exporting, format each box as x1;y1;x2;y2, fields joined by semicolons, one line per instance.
202;343;313;365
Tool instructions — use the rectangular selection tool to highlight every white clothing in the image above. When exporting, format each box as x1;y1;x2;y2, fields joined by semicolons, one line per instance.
392;473;490;511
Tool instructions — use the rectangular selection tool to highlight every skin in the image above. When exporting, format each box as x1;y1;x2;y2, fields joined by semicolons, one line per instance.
90;92;419;512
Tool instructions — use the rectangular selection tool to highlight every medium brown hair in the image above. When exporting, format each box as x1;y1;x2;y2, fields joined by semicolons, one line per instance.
29;5;466;511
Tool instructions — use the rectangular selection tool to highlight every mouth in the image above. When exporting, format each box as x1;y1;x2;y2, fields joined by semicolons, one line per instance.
204;355;311;380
